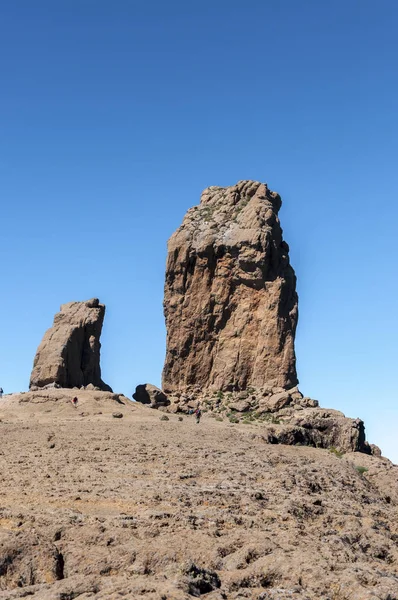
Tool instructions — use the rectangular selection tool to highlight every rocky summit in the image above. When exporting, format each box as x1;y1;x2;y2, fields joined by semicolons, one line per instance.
158;181;379;457
30;298;112;392
2;180;397;599
162;180;298;395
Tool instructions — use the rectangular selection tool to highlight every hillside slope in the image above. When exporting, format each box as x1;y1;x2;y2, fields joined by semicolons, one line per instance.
0;390;397;599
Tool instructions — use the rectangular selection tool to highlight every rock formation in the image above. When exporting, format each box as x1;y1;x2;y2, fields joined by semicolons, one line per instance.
162;180;298;394
159;180;381;457
30;298;112;391
133;384;170;409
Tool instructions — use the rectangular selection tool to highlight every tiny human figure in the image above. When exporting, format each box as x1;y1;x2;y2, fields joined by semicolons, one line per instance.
0;388;3;398
72;396;78;408
194;407;202;424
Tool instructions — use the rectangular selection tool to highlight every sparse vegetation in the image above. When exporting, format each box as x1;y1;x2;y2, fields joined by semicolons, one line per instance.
329;447;345;458
355;465;368;476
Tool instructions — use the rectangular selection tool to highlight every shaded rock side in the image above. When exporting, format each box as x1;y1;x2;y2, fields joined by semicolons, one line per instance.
29;298;112;391
133;384;170;408
162;180;298;393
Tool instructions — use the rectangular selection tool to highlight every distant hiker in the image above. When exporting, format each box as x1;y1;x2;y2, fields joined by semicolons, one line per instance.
0;388;3;398
194;407;202;424
72;396;78;408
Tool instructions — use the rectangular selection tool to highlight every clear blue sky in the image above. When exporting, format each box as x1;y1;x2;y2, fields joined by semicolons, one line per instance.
1;1;397;460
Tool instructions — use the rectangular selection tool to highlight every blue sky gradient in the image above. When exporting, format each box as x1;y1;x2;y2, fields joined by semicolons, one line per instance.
1;1;397;460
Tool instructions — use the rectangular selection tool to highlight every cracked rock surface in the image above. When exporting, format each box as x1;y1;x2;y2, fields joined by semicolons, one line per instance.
163;181;298;394
30;298;111;392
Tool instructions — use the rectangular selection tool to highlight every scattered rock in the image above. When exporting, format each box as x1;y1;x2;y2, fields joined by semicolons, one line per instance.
160;415;169;421
112;412;123;419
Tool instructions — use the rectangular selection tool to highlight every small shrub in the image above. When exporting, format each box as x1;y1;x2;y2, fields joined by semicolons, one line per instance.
215;416;223;422
329;447;344;458
355;465;368;476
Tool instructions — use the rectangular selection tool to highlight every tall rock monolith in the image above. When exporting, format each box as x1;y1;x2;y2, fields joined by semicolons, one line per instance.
162;180;298;394
30;298;112;391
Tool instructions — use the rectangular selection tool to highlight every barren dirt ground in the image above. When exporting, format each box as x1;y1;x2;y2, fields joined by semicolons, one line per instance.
0;390;397;599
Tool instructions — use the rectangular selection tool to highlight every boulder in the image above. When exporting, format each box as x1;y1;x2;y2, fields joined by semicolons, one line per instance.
29;299;111;391
133;384;170;409
288;409;369;454
300;396;319;408
162;180;298;394
260;390;293;412
229;400;251;412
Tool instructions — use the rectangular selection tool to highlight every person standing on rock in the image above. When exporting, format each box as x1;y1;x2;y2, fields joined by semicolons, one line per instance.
194;406;202;424
0;388;3;398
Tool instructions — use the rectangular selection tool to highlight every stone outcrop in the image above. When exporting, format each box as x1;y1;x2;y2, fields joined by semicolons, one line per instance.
30;299;111;391
133;384;170;409
163;386;379;455
162;180;298;394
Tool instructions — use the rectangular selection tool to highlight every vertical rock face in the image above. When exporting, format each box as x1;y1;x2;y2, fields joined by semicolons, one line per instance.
162;180;298;394
30;298;112;391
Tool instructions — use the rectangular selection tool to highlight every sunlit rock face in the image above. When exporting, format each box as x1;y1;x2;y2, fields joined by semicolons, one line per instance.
30;298;112;391
162;180;298;394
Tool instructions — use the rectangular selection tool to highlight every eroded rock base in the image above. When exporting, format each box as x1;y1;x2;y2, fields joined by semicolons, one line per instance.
141;385;380;456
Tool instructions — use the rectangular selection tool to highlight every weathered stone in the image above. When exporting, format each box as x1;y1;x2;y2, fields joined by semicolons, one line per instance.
229;400;251;412
287;385;303;401
133;384;170;409
162;181;298;394
30;299;111;392
287;409;369;454
370;444;382;457
181;562;221;596
300;397;319;408
261;391;293;412
112;412;123;419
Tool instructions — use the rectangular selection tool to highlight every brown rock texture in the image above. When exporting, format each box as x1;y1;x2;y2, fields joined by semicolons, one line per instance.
29;298;111;391
0;392;396;599
133;383;170;408
165;387;377;455
162;180;298;394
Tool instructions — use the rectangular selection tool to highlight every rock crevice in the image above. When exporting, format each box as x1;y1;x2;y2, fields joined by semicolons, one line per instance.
162;180;298;394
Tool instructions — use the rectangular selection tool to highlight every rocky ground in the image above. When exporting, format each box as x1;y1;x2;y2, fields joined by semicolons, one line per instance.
0;389;397;599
